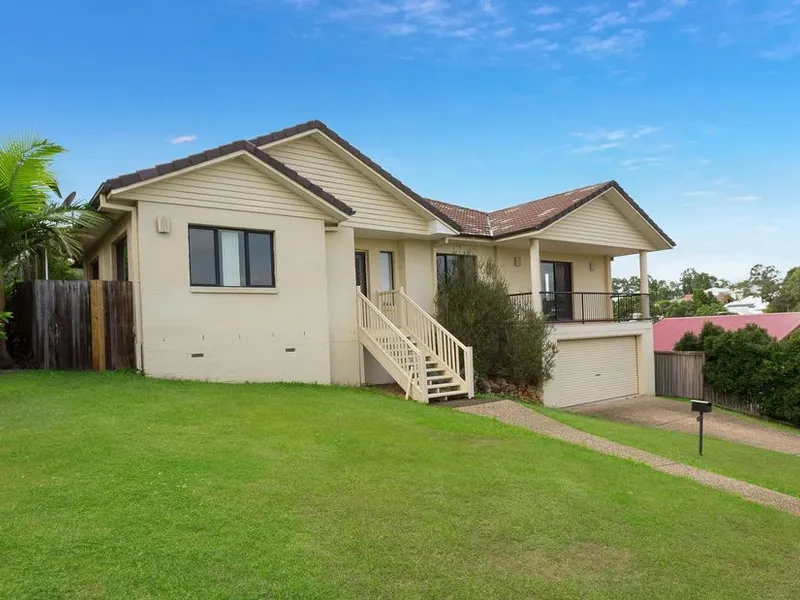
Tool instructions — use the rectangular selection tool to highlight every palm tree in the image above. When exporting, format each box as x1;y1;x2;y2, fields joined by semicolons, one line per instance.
0;135;105;366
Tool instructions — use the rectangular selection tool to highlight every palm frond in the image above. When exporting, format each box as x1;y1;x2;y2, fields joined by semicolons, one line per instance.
0;135;65;217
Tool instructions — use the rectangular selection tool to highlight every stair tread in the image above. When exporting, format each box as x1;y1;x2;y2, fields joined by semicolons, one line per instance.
428;389;468;399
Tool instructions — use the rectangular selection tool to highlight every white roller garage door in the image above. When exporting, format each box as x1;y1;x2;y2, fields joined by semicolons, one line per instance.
547;336;639;408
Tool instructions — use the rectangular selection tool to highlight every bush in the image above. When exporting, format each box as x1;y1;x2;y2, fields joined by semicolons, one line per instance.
694;324;800;426
434;256;556;389
673;322;726;352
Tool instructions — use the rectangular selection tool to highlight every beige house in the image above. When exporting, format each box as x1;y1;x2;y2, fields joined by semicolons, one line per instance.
84;120;674;407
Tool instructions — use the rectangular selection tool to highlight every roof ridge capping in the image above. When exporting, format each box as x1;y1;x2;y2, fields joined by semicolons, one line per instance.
249;119;463;232
93;135;355;216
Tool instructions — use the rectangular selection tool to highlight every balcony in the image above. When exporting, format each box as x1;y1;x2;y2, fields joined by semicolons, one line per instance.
509;291;651;324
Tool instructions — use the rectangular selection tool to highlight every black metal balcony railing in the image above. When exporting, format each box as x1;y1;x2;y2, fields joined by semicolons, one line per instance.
509;292;651;323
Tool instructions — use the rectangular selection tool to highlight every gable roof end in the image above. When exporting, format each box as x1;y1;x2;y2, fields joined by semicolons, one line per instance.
91;139;355;216
250;120;462;232
427;180;675;246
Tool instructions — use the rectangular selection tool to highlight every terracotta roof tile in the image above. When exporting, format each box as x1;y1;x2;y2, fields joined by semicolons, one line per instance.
489;182;611;237
427;180;674;244
424;199;491;237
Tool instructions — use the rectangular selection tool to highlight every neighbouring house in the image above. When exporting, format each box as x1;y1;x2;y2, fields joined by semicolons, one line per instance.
725;296;768;315
654;313;800;351
83;120;674;407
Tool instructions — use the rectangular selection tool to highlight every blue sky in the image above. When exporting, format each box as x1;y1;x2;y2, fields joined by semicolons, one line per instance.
3;0;799;281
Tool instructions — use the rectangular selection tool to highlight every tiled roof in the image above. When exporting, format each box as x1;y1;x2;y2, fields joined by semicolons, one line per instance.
93;139;354;216
489;182;610;237
654;313;800;352
426;181;674;242
425;199;492;237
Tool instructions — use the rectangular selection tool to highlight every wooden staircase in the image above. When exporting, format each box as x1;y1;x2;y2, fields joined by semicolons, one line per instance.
411;338;470;402
357;288;474;404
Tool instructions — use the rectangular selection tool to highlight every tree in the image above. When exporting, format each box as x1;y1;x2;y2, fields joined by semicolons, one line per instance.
679;268;726;295
0;135;104;366
661;288;728;318
767;267;800;313
741;264;783;304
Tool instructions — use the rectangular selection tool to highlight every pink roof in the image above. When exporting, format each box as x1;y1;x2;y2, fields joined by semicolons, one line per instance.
654;313;800;352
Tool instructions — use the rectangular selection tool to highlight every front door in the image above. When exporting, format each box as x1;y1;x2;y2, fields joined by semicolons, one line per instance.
355;251;368;296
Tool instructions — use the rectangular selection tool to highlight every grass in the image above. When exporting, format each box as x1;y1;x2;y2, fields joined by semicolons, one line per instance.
535;405;800;498
0;372;798;599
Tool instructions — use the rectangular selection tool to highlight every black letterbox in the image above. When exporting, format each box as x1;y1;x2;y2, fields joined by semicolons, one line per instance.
691;400;712;414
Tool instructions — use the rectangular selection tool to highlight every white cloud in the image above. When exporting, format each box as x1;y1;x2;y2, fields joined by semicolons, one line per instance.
729;194;763;203
640;7;673;22
757;225;779;234
574;29;646;55
513;38;559;52
169;135;197;144
620;156;665;170
632;124;662;137
535;22;564;32
572;142;621;154
590;12;628;32
574;128;629;142
683;190;716;197
760;43;800;60
531;4;560;16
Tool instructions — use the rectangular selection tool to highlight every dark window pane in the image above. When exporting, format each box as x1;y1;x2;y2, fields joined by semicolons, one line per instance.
189;228;218;286
436;254;447;281
437;253;475;283
355;251;368;296
115;237;128;281
247;232;274;287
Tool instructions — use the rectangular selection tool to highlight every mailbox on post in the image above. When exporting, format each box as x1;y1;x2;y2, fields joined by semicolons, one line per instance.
691;400;712;455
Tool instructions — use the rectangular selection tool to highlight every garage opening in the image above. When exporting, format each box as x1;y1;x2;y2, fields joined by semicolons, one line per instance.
547;336;639;408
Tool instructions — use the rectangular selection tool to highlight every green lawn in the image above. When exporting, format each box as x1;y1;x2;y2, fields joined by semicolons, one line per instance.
535;406;800;498
1;372;798;599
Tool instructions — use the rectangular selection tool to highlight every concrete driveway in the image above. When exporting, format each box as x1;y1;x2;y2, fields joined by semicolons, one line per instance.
571;396;800;456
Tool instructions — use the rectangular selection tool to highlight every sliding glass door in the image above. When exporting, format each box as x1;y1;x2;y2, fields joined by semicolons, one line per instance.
540;261;573;321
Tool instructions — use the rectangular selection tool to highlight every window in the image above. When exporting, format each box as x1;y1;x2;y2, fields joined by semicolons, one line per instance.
189;226;275;288
436;253;476;283
114;236;128;281
378;251;394;292
90;260;100;280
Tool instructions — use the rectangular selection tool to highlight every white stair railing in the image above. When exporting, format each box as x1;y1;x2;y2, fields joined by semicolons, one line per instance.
377;289;475;398
357;290;428;402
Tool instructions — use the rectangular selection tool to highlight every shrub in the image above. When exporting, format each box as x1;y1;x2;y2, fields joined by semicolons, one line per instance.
674;331;701;351
673;322;726;352
703;325;777;405
434;256;556;388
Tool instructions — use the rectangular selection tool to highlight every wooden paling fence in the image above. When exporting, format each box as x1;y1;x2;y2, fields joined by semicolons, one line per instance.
654;350;760;416
9;280;135;371
654;351;706;400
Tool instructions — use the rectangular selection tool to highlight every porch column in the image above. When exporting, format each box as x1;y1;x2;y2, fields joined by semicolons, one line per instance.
529;239;543;312
639;250;651;319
